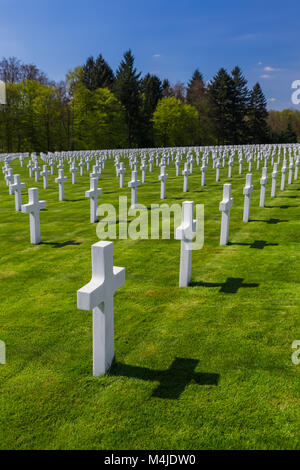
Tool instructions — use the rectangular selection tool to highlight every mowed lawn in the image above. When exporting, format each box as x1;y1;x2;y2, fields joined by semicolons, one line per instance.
0;154;299;450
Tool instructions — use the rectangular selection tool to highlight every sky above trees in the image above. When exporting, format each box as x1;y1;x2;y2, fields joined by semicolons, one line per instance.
0;0;299;111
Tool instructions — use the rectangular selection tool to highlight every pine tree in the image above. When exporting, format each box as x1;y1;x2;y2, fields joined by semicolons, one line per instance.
140;73;163;146
162;79;173;97
114;50;141;147
248;83;269;143
82;54;114;91
186;69;205;106
208;68;235;144
231;66;249;144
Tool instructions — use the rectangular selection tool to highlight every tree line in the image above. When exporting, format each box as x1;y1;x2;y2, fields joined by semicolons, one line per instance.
0;52;298;153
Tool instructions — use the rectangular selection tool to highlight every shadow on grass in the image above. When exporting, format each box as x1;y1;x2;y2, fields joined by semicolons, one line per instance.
228;240;278;249
109;358;219;399
64;198;86;202
265;205;293;209
249;218;288;224
40;240;81;248
190;277;259;293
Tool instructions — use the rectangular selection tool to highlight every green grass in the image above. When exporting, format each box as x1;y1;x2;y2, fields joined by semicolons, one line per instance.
0;155;299;450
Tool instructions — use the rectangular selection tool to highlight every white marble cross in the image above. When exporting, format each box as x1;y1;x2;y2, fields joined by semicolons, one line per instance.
5;168;14;194
201;158;207;186
141;160;147;183
271;163;278;198
85;177;102;223
228;157;234;178
216;159;221;182
219;184;233;245
175;158;180;177
128;170;141;209
175;201;197;287
182;163;189;192
280;160;287;191
77;241;125;376
79;159;85;176
288;160;293;185
243;173;253;222
259;167;268;208
119;162;126;188
27;160;34;178
159;165;168;199
55;169;68;201
11;174;26;211
33;162;41;182
294;157;299;181
41;165;50;189
70;164;78;184
21;188;46;244
49;159;55;175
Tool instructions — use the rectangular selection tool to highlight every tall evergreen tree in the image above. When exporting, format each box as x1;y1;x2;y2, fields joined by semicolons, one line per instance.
248;83;268;143
82;54;114;91
186;69;205;105
162;79;173;97
140;73;163;146
209;68;235;144
114;50;141;147
231;66;249;144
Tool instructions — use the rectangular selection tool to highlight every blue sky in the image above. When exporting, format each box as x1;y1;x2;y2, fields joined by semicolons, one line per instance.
0;0;299;110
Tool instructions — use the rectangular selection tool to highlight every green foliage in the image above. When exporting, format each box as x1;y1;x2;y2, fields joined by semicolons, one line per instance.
140;74;163;147
73;84;127;149
153;97;199;147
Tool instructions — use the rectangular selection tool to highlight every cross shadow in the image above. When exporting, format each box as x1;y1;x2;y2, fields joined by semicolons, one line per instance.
64;198;86;202
249;218;288;224
190;277;259;294
41;240;81;248
109;358;219;399
265;205;293;209
228;240;278;249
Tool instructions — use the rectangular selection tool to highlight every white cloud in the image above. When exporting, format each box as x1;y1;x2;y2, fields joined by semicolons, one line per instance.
257;61;263;65
152;54;161;58
268;97;276;102
260;74;271;79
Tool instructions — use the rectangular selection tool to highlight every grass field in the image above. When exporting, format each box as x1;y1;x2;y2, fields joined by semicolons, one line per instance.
0;155;299;450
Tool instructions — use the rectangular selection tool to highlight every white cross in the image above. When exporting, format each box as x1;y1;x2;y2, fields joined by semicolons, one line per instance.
219;183;233;245
118;162;126;188
5;168;14;194
175;201;197;287
77;241;125;376
85;177;102;223
70;164;78;184
27;160;34;178
41;165;50;189
11;174;26;211
49;159;55;175
280;160;287;191
158;165;168;199
79;159;85;176
243;174;253;222
259;167;268;207
128;170;141;209
288;160;293;185
33;162;41;182
55;169;68;201
201;158;207;186
21;188;46;244
182;163;190;192
141;160;147;183
271;163;278;198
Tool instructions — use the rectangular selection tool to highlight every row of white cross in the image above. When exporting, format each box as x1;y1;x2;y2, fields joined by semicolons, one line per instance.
2;146;299;377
